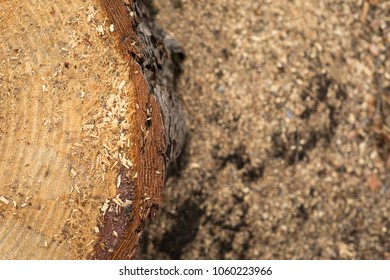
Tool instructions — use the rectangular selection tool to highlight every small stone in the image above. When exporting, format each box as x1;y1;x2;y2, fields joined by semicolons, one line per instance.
216;85;225;93
285;109;294;119
348;113;356;124
369;43;380;56
347;130;358;140
367;172;380;192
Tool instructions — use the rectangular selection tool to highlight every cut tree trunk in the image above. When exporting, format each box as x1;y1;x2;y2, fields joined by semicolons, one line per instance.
0;0;185;259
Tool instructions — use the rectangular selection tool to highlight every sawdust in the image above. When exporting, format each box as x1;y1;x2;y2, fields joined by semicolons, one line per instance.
140;0;390;259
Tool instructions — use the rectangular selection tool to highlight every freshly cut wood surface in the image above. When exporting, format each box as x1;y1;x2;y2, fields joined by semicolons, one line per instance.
0;0;185;259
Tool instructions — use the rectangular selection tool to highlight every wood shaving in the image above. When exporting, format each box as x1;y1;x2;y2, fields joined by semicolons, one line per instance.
0;196;9;205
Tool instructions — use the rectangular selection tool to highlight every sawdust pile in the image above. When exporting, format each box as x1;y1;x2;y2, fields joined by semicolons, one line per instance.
140;0;390;259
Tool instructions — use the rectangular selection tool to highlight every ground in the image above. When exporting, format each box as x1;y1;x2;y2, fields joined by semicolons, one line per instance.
139;0;390;259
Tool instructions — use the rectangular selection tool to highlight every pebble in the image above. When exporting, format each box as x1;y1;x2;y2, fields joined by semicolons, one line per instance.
216;85;225;93
369;43;379;56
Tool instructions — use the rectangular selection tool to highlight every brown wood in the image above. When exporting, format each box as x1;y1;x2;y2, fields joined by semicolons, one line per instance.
0;0;185;259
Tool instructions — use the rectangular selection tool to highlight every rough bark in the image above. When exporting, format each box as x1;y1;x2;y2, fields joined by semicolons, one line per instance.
0;0;185;259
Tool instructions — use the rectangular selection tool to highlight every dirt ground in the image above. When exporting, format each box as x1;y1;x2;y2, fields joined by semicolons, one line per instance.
139;0;390;259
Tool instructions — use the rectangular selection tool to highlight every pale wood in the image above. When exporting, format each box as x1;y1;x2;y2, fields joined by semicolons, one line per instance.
0;0;185;259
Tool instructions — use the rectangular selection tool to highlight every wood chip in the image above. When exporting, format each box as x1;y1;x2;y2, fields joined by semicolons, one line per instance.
0;196;9;205
359;1;370;22
100;200;110;213
82;124;95;130
70;168;77;177
122;200;133;208
116;174;121;188
118;80;126;90
73;143;84;148
112;197;122;207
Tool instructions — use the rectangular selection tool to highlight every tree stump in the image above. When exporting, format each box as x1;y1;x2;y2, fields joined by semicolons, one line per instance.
0;0;185;259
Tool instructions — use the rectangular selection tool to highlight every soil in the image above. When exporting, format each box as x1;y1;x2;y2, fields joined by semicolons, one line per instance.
139;0;390;259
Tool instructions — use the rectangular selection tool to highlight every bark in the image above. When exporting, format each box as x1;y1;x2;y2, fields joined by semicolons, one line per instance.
0;0;185;259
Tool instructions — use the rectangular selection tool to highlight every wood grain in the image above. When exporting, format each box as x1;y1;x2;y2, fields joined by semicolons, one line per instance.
0;0;185;259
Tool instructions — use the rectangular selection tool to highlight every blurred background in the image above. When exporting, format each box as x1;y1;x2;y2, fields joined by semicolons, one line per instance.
139;0;390;259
